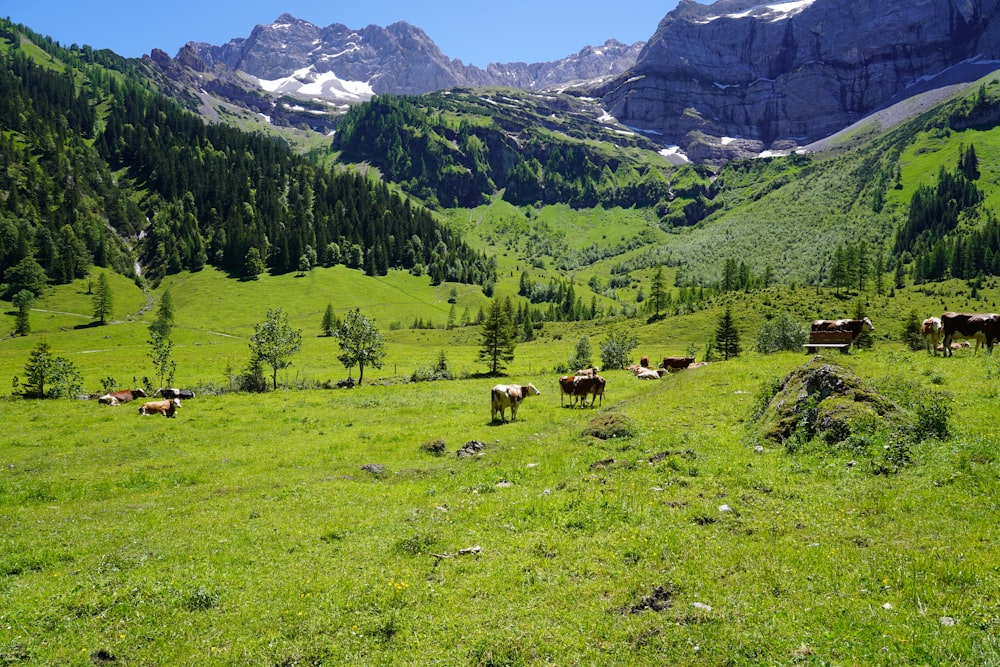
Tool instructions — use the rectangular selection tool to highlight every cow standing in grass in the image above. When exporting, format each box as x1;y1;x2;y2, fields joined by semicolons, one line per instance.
491;384;540;423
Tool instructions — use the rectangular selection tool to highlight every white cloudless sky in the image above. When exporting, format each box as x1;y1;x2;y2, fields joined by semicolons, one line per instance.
5;2;683;68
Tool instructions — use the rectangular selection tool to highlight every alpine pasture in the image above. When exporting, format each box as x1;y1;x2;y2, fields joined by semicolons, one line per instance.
2;269;1000;665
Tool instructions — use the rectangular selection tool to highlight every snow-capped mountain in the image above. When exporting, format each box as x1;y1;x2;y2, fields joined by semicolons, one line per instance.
152;14;643;106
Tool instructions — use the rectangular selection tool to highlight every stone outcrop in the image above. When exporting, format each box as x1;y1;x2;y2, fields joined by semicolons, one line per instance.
598;0;1000;158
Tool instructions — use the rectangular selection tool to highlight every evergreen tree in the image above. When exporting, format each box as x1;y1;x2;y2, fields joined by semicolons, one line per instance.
12;289;33;336
714;307;741;360
901;309;924;351
478;297;516;375
92;272;113;324
332;308;386;385
248;308;303;390
321;303;337;337
149;290;175;337
649;265;667;317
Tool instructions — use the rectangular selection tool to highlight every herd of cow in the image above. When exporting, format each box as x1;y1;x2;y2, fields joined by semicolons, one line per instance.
96;387;194;417
489;356;701;424
94;313;997;425
920;312;1000;356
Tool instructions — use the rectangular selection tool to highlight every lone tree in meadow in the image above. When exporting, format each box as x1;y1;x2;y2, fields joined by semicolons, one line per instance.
321;303;338;337
15;340;83;399
92;272;113;324
648;265;667;318
714;307;741;360
600;327;639;370
249;308;303;390
478;296;516;375
149;290;175;337
12;289;34;336
148;329;176;390
332;308;386;385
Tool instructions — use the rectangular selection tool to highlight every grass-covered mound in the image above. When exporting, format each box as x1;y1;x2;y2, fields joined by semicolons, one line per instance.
754;356;949;472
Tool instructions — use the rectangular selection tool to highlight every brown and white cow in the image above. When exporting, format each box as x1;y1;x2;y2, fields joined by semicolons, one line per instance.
138;398;181;417
941;312;1000;356
920;317;943;355
491;384;540;423
661;356;696;371
98;388;147;405
811;317;875;339
559;374;605;407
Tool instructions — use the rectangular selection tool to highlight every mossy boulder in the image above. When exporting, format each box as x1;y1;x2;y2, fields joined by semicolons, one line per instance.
756;358;899;445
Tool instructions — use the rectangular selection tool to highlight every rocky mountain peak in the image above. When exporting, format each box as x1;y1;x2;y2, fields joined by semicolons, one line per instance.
598;0;1000;161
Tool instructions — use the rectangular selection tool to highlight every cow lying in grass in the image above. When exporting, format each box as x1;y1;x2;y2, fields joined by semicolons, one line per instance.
98;388;146;405
138;398;180;417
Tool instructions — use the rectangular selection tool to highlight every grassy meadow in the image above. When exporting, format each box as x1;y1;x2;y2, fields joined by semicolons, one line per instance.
3;266;1000;665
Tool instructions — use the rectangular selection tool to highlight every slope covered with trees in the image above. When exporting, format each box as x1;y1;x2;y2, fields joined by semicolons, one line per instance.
0;19;495;295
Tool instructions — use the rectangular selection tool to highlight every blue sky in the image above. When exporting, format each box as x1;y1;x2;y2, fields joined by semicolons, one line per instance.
5;2;681;68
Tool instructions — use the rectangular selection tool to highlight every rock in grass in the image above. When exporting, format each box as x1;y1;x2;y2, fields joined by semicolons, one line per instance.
361;463;385;474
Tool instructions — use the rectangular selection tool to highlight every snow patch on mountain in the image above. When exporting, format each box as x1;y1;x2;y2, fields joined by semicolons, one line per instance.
257;66;374;102
694;0;816;24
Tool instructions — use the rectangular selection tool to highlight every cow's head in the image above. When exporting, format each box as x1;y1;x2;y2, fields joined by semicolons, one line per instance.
862;317;874;332
523;383;540;397
134;388;148;398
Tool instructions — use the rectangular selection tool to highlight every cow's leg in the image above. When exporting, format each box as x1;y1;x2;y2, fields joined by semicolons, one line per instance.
942;334;953;356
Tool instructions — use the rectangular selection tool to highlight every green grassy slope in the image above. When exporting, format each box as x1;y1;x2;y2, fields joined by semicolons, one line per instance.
2;345;998;665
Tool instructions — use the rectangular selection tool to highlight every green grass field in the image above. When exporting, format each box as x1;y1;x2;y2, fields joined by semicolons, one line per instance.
2;347;998;665
3;268;1000;665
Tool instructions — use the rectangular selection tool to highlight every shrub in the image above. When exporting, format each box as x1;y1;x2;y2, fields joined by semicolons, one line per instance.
600;328;638;370
755;313;808;353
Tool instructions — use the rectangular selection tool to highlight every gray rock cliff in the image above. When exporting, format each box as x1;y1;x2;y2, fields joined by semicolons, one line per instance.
598;0;1000;158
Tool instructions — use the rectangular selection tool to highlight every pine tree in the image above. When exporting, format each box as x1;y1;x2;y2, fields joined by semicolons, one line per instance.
478;297;516;375
92;272;113;324
321;303;337;337
714;307;741;360
150;290;175;337
649;265;666;317
12;289;34;336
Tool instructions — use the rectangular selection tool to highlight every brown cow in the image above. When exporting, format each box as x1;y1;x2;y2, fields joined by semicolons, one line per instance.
661;357;696;371
138;398;180;417
640;356;649;369
559;374;605;407
941;312;1000;356
491;384;540;423
98;388;147;405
